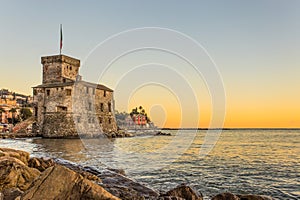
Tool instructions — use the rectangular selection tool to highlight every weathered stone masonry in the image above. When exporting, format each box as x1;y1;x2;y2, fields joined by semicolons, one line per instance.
33;54;117;138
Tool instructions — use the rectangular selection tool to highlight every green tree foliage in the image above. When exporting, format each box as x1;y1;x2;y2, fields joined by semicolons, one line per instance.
129;106;151;122
20;108;32;121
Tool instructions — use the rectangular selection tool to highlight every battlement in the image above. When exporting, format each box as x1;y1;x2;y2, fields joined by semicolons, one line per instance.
41;54;80;67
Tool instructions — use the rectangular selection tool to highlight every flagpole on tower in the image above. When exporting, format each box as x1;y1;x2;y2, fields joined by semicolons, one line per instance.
60;24;63;55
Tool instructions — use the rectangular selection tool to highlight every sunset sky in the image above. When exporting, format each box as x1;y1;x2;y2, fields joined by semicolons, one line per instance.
0;1;299;128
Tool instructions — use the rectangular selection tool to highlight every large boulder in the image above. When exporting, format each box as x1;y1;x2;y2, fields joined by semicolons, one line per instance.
1;187;23;200
212;192;239;200
55;158;159;199
237;194;274;200
99;169;159;200
28;157;55;172
53;158;101;182
21;164;119;200
0;148;30;165
0;156;40;191
212;193;274;200
161;184;203;200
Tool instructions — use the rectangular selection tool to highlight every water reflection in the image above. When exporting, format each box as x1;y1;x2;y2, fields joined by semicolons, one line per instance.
0;130;299;199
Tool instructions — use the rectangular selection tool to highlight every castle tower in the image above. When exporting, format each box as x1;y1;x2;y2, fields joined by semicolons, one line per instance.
41;55;80;84
33;53;117;138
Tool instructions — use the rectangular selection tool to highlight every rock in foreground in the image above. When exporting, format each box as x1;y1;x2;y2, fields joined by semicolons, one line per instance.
212;192;274;200
22;164;119;200
0;156;40;191
160;184;203;200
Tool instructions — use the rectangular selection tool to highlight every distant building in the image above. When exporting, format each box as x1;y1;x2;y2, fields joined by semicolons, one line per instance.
132;114;147;126
32;54;117;137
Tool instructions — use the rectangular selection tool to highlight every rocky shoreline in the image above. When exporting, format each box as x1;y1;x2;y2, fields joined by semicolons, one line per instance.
0;147;276;200
0;130;134;140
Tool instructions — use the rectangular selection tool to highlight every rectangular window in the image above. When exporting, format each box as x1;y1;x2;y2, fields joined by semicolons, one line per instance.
46;89;50;96
77;116;81;123
88;102;92;111
100;103;104;112
66;89;72;96
92;88;95;95
108;118;111;124
57;106;67;112
35;107;38;117
108;102;111;112
103;90;106;97
99;117;103;124
86;87;89;94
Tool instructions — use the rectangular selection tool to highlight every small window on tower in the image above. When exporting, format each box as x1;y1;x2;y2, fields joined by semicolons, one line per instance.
63;78;66;83
99;117;103;124
108;118;111;124
103;90;106;97
108;102;111;112
66;89;71;96
46;90;50;96
70;66;72;70
100;103;104;112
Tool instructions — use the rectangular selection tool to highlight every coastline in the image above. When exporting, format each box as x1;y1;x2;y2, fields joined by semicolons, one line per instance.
0;147;275;200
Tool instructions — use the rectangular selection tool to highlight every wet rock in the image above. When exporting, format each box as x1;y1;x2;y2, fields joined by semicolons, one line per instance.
54;158;101;182
212;193;275;200
28;157;55;172
158;196;185;200
107;168;126;176
55;158;159;199
1;188;23;200
237;194;274;200
155;131;172;136
0;156;40;191
161;184;203;200
21;164;119;200
99;169;159;200
212;192;239;200
0;148;30;165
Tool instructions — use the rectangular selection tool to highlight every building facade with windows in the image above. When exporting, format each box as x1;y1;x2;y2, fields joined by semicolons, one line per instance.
32;54;117;137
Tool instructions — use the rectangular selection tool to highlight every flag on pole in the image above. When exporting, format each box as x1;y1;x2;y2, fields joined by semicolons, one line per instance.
60;24;63;54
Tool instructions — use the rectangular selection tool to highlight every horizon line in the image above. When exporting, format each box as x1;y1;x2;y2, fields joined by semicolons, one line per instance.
161;127;300;130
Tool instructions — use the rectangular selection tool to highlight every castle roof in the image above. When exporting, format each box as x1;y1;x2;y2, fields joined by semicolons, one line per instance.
32;80;113;92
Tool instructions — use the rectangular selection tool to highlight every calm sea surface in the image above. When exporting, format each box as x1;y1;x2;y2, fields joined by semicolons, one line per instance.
0;129;299;199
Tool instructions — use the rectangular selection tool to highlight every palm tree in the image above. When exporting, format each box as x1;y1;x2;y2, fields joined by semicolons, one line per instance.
138;106;143;113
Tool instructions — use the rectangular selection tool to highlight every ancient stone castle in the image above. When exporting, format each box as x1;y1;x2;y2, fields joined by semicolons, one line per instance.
32;54;117;138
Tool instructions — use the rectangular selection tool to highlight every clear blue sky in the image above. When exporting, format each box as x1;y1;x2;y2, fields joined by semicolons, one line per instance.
0;0;299;127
